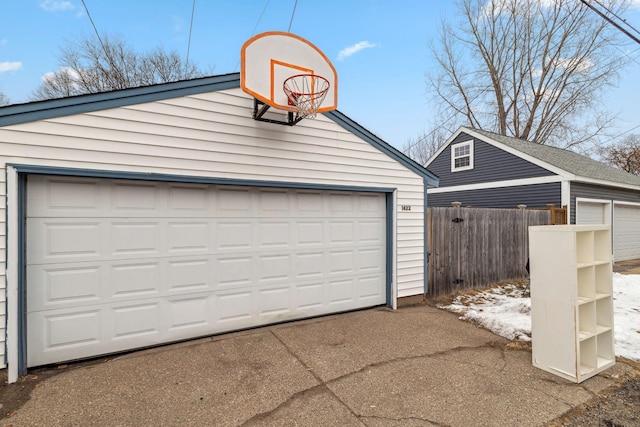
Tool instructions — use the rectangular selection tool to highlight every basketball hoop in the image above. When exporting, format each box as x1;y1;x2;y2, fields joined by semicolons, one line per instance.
283;74;330;119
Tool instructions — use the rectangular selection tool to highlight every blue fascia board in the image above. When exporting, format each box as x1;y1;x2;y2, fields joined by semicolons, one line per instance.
0;72;440;189
0;73;241;127
8;164;396;193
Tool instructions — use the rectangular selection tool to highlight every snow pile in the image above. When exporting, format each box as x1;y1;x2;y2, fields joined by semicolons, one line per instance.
611;273;640;361
439;274;640;361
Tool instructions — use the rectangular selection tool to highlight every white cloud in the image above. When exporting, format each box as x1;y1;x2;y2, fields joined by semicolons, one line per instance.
39;0;75;12
0;38;7;47
337;41;377;61
0;61;22;73
41;67;81;82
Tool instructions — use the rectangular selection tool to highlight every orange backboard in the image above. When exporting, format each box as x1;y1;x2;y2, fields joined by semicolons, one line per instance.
240;31;338;113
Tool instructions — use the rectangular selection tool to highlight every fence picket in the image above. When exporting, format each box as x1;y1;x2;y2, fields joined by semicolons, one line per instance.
427;206;551;297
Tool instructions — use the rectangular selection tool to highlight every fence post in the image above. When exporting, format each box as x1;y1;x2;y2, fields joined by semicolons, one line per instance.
546;204;556;224
518;204;527;275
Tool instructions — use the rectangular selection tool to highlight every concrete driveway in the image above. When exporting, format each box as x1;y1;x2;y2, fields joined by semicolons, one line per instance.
0;304;635;426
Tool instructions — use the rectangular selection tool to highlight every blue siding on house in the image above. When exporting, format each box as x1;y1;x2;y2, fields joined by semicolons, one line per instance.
428;132;556;187
570;182;640;223
429;182;561;208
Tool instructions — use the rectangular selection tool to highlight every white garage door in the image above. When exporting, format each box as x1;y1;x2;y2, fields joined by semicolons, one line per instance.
26;175;387;366
576;200;608;224
613;203;640;261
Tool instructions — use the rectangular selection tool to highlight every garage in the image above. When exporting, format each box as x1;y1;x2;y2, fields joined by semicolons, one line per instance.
25;175;387;366
613;202;640;261
1;73;438;382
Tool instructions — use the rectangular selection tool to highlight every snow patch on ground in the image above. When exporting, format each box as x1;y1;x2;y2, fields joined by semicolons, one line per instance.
438;274;639;361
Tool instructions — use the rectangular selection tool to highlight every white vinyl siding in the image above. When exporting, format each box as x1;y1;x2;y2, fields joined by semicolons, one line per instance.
0;88;426;367
0;171;5;365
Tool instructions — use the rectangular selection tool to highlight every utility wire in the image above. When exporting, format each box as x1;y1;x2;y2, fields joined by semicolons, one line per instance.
186;0;196;72
81;0;108;57
80;0;126;85
580;0;640;45
592;0;640;37
287;0;298;32
234;0;271;72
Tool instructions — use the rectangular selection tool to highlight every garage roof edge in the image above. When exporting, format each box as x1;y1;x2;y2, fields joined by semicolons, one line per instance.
0;73;439;187
325;110;439;187
0;73;241;127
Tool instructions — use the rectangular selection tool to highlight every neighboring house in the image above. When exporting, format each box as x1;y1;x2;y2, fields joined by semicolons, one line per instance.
425;126;640;262
0;73;438;382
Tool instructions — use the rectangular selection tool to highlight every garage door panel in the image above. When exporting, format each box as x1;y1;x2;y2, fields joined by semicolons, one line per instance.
576;201;607;224
257;221;291;248
296;221;324;246
27;176;387;367
27;219;102;264
167;259;210;292
26;264;103;311
111;222;161;256
614;204;640;261
359;276;386;299
111;261;162;298
167;221;210;253
27;176;102;217
112;181;160;212
257;189;290;215
113;302;162;340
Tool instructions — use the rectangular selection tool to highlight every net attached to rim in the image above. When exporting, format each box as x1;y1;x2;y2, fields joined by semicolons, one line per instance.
283;74;330;119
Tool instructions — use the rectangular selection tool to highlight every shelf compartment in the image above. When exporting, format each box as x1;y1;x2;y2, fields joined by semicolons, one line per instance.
595;264;613;295
579;337;597;375
578;302;596;339
576;231;594;265
596;298;613;330
577;266;595;301
596;330;615;364
593;230;612;262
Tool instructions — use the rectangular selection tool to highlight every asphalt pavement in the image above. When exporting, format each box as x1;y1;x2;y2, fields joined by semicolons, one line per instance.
0;303;636;426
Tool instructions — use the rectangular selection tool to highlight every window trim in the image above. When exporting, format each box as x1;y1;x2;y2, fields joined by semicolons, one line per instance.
451;140;474;172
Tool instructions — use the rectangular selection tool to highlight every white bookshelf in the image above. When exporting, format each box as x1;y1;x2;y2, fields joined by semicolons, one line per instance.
529;224;615;383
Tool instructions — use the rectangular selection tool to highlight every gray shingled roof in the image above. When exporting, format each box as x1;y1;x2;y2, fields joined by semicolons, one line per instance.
467;127;640;188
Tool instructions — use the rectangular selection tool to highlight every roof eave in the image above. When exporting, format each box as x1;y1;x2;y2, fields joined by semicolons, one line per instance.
0;73;241;127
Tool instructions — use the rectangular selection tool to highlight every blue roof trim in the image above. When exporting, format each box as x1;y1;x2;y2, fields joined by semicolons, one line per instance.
325;110;440;187
8;164;396;193
0;72;439;188
0;73;241;126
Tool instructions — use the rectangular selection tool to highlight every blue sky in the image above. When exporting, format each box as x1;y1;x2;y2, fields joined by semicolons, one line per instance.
2;0;640;150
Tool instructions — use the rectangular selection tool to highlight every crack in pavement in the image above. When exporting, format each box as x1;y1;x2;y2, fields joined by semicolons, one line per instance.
324;342;507;385
239;333;509;425
360;414;451;426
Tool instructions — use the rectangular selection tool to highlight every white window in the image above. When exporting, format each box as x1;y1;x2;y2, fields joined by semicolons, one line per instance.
451;140;474;172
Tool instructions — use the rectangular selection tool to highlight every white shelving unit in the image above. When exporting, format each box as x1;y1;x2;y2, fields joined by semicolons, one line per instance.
529;224;615;383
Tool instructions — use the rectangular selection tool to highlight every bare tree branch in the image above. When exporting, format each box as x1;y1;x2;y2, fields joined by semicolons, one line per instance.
426;0;631;150
0;90;9;106
598;134;640;175
31;34;205;101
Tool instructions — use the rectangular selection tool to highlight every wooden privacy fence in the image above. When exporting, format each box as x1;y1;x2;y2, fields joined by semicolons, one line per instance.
427;205;551;298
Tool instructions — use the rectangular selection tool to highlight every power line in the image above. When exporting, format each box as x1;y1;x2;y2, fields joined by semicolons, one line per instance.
580;0;640;45
287;0;299;32
80;0;126;84
592;0;640;37
234;0;271;72
186;0;196;71
80;0;107;55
